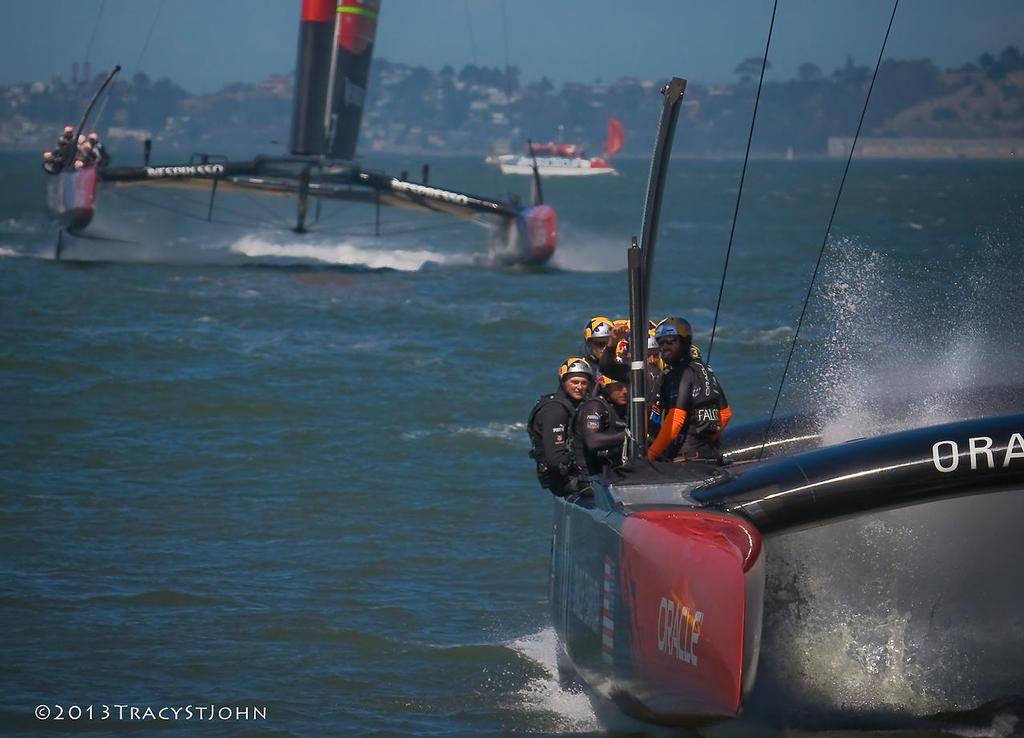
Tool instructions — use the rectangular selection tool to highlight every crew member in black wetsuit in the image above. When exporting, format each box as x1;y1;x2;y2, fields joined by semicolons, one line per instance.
528;357;593;496
647;317;732;462
573;374;629;477
581;316;613;394
87;132;110;167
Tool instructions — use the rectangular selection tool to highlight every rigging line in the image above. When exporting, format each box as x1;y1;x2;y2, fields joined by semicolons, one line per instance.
236;188;300;231
758;0;901;462
134;0;166;73
707;0;779;365
464;0;478;66
498;0;514;104
83;0;107;70
114;188;287;231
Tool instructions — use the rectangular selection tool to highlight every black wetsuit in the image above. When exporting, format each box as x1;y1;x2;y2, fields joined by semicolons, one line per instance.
528;387;584;496
92;142;110;167
649;358;731;461
572;395;627;476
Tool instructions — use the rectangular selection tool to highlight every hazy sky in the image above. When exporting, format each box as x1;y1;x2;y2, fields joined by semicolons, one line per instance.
3;1;1022;93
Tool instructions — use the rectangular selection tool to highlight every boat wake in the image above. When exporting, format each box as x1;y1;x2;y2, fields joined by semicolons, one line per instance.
508;628;685;735
228;234;474;271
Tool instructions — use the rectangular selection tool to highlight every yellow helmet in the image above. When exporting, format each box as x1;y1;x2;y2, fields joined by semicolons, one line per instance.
583;316;613;342
558;357;594;382
654;317;693;343
597;374;625;388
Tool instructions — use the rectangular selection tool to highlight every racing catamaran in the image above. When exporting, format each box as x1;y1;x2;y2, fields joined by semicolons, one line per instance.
548;76;1024;729
46;0;557;266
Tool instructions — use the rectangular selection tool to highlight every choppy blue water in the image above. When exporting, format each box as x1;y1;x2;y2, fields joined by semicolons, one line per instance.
2;151;1022;737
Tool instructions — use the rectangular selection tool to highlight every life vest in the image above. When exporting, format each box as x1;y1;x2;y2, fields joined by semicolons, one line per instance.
572;394;626;476
527;392;579;490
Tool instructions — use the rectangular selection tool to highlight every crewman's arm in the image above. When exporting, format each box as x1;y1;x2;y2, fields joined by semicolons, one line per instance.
597;346;628;383
646;368;693;461
647;408;686;460
720;405;733;430
581;402;625;452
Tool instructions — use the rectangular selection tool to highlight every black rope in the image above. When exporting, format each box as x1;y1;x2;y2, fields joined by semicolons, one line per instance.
83;0;107;72
464;0;478;66
707;0;778;365
134;0;166;74
499;0;514;105
115;188;287;230
758;0;900;460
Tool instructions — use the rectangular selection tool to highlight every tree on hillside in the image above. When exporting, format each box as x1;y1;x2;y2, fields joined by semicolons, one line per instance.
734;56;771;84
980;45;1024;80
797;62;822;83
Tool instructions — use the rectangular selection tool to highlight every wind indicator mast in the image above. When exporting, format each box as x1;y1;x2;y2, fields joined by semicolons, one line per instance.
627;77;687;458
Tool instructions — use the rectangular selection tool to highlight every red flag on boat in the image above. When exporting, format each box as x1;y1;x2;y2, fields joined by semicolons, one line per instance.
604;118;625;157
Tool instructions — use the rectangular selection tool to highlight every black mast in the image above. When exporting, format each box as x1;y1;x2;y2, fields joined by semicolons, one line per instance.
290;0;337;155
627;77;687;459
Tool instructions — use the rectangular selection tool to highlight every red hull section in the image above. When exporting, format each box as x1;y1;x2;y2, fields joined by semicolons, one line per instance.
520;204;557;264
47;168;97;231
619;510;763;722
550;495;764;726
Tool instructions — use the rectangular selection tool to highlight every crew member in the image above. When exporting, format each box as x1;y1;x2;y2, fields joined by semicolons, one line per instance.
73;141;93;169
647;317;732;462
599;320;661;413
573;374;628;477
41;150;61;174
583;316;613;367
56;124;74;156
527;357;593;496
87;132;109;167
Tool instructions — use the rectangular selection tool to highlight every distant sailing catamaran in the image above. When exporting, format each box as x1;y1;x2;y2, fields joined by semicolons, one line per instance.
489;118;624;176
47;0;558;266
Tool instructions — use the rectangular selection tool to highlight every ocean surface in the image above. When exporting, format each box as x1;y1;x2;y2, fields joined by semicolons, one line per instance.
2;150;1022;737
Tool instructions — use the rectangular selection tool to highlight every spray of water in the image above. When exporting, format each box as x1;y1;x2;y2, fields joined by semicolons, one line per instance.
784;235;1024;445
550;225;629;273
506;628;600;733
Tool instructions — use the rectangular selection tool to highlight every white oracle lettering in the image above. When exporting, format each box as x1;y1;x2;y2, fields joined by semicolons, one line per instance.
968;436;995;470
656;597;701;666
1004;433;1024;467
932;440;959;473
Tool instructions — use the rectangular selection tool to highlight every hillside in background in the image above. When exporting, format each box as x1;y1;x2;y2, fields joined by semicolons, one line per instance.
2;46;1022;159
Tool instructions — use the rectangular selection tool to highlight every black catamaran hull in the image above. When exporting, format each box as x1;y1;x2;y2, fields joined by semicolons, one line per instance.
551;413;1024;727
47;168;97;231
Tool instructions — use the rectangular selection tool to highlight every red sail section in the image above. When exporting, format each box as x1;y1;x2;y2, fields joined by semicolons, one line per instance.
604;118;625;157
301;0;336;22
337;0;380;54
327;0;381;161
